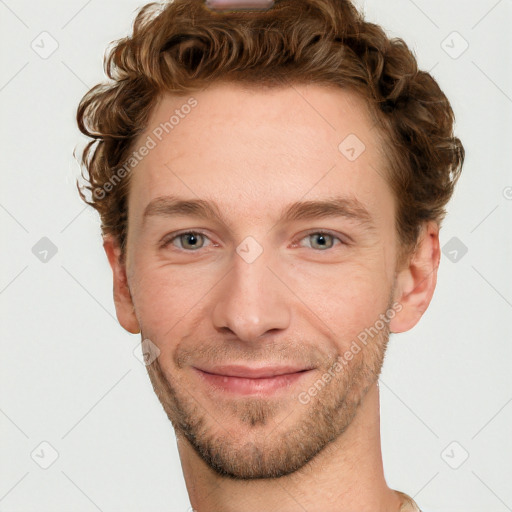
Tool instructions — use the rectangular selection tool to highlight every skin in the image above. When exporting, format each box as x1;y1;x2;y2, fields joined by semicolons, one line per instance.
103;82;440;512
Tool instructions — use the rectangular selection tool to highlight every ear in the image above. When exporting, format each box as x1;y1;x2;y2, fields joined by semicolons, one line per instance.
103;235;140;334
389;221;440;333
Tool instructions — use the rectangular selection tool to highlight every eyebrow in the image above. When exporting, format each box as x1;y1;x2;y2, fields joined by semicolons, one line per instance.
142;194;375;231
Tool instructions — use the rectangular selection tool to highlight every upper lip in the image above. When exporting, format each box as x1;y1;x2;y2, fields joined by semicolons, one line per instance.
195;365;312;379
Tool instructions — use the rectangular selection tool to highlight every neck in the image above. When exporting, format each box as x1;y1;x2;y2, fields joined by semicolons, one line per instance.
177;383;402;512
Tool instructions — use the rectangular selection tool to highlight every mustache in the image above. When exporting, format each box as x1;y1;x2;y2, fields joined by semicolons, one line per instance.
174;339;334;370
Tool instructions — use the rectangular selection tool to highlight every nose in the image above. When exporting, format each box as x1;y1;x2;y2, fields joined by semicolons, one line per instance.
212;245;291;344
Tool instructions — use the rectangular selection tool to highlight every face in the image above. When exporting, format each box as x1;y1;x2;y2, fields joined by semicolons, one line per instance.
115;82;406;479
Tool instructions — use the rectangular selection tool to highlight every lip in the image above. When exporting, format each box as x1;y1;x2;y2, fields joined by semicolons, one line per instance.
192;365;313;395
195;365;312;378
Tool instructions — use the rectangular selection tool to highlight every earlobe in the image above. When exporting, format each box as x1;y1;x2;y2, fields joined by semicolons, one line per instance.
103;235;141;334
389;222;440;334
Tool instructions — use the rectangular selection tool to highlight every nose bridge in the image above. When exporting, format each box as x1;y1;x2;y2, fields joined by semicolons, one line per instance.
212;238;290;342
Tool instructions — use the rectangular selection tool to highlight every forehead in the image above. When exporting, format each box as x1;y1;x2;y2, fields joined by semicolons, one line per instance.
127;82;391;224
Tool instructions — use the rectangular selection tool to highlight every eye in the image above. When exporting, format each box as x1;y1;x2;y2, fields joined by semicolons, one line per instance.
160;229;346;253
296;231;345;251
161;231;212;251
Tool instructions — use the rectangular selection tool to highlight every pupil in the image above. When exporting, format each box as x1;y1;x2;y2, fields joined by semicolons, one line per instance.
313;234;332;249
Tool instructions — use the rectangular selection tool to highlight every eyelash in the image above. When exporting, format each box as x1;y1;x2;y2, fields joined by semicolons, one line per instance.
160;230;347;252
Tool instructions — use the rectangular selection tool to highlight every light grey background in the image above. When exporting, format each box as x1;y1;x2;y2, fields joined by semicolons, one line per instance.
1;0;511;511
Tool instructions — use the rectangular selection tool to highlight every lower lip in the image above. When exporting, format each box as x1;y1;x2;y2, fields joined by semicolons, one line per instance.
193;368;312;395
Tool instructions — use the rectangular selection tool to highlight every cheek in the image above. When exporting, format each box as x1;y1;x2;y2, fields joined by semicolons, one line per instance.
129;257;223;341
286;256;391;342
129;265;196;337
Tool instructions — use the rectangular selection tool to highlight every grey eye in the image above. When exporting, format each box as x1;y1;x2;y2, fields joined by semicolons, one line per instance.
174;232;207;250
302;232;338;250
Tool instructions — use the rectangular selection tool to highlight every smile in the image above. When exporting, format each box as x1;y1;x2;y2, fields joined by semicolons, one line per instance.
192;366;313;395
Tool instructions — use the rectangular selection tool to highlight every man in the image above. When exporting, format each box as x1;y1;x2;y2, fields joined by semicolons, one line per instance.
75;0;464;510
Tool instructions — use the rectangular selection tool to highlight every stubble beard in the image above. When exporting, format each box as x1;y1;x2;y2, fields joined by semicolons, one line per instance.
144;317;391;480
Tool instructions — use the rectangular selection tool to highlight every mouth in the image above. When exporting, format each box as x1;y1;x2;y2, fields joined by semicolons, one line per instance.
192;365;314;395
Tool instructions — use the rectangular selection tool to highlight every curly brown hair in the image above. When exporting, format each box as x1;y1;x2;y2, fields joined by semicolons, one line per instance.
76;0;464;265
